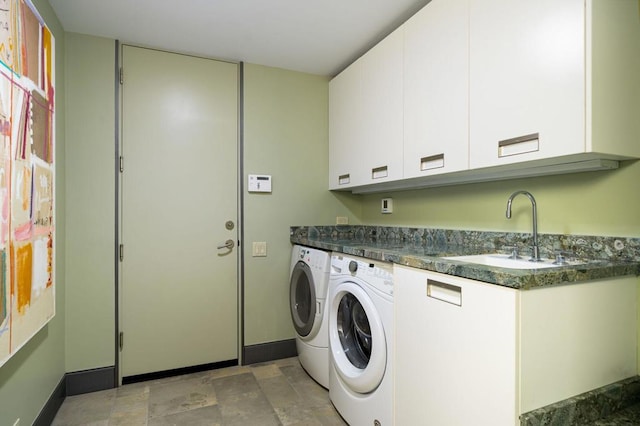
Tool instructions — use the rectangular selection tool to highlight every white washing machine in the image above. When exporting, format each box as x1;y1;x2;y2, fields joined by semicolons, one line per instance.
328;253;394;426
289;245;331;388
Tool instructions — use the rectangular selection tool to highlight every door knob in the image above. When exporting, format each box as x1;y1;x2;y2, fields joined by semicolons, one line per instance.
217;239;235;250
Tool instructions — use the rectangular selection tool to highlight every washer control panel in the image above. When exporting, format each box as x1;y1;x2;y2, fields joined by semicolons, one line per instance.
331;254;394;296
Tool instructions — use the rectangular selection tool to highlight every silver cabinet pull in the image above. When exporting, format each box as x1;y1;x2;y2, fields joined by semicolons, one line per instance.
372;166;388;179
427;279;462;306
338;174;350;185
498;132;539;157
217;239;235;250
420;153;445;171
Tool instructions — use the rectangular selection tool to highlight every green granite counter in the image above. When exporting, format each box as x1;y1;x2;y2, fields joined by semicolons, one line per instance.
290;225;640;290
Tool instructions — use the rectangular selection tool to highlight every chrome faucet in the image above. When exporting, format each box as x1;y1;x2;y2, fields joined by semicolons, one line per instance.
506;190;541;262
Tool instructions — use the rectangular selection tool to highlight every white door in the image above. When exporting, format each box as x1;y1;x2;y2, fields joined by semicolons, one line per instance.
120;45;238;379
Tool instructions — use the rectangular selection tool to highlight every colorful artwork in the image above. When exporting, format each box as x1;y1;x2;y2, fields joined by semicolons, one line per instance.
0;0;18;70
0;0;54;368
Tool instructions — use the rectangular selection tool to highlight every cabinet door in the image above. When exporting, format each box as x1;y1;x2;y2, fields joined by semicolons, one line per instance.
469;0;585;168
404;0;469;178
359;28;404;185
329;60;363;190
394;266;518;426
328;28;403;190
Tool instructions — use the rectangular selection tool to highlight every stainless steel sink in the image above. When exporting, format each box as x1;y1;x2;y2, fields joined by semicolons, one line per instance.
443;254;584;270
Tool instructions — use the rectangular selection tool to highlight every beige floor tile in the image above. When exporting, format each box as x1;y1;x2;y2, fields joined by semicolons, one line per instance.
273;356;301;368
251;362;284;380
148;376;218;418
52;358;342;426
52;389;116;426
147;404;222;426
108;406;148;426
312;405;348;426
203;364;251;380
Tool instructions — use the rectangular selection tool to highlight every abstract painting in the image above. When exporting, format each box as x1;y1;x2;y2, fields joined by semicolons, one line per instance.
0;0;54;367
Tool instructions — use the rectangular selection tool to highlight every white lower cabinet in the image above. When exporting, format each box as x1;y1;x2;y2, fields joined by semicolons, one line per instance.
394;266;518;425
394;265;638;425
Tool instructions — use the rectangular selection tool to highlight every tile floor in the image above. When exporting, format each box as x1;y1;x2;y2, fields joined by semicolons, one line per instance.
52;357;347;426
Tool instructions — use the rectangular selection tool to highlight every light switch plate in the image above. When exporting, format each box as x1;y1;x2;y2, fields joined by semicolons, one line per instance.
252;242;267;257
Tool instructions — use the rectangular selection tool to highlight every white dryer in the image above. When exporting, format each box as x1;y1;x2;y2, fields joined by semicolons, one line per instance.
328;253;394;426
289;245;331;388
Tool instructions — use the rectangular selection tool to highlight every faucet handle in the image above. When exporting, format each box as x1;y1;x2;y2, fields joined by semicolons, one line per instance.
552;250;578;265
553;252;567;265
503;246;521;259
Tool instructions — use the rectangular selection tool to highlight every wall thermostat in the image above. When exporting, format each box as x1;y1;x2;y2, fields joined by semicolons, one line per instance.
381;198;393;214
248;174;272;193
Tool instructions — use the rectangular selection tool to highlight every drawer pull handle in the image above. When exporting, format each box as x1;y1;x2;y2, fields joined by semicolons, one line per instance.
427;279;462;306
372;166;388;179
338;174;350;185
498;132;539;157
420;153;445;171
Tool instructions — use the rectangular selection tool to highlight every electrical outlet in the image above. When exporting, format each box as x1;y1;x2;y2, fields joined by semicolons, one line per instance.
336;216;348;225
381;198;393;214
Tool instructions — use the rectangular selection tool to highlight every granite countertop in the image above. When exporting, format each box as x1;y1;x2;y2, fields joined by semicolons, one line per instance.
290;226;640;290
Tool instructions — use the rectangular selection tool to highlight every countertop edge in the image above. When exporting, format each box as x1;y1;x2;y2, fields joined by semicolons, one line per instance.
290;236;640;290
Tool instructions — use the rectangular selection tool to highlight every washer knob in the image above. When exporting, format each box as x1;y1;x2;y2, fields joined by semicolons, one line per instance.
348;260;358;273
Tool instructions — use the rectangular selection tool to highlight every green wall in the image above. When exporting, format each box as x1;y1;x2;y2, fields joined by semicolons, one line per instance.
64;34;115;372
242;64;360;346
359;160;640;238
359;159;640;372
0;0;66;425
60;38;360;371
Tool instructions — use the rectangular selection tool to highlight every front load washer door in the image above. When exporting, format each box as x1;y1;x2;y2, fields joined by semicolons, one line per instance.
290;261;317;338
329;280;386;394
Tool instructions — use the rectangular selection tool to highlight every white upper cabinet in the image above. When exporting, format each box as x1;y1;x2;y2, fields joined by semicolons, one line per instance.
360;29;404;185
469;0;585;168
329;0;640;192
469;0;640;169
404;0;469;178
329;59;363;189
328;29;403;190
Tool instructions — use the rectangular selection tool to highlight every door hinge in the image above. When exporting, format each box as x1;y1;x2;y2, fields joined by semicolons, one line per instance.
119;156;124;173
119;331;124;351
119;67;123;85
119;244;124;261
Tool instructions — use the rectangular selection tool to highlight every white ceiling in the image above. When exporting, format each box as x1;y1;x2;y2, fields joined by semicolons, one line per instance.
48;0;431;77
